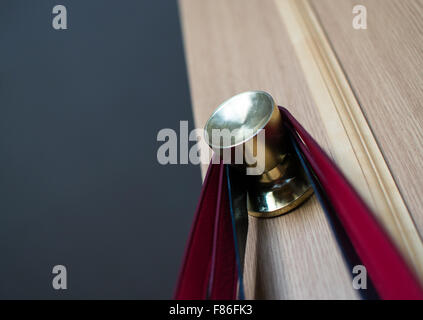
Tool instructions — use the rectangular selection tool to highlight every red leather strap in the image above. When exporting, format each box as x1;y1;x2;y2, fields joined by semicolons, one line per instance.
174;161;220;299
280;106;423;300
174;160;237;300
209;163;238;299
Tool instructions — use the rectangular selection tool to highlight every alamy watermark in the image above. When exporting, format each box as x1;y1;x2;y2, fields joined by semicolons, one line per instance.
156;121;266;175
52;5;68;30
52;265;67;290
352;265;367;290
353;5;367;30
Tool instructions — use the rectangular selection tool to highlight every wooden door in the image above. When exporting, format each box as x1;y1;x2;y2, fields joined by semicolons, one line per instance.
178;0;423;299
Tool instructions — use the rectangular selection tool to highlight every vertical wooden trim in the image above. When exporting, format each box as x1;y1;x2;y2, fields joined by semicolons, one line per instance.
274;0;423;281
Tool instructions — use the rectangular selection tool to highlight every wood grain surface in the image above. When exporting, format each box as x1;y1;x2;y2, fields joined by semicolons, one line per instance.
178;0;423;299
311;0;423;240
277;0;423;283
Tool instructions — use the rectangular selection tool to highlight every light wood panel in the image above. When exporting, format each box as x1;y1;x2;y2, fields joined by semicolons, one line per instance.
178;0;423;298
179;0;358;299
310;0;423;239
276;0;423;283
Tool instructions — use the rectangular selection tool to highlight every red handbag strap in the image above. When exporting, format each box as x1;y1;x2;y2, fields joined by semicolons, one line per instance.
280;106;423;300
208;163;238;299
174;160;237;299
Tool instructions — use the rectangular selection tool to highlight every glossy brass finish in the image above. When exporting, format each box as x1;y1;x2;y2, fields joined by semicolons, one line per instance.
204;91;313;218
246;154;314;217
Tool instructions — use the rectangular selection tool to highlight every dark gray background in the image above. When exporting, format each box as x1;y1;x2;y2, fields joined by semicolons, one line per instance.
0;0;201;299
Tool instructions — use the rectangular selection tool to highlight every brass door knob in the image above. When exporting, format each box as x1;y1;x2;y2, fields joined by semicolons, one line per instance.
204;91;313;218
